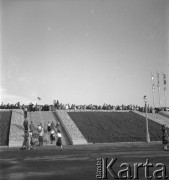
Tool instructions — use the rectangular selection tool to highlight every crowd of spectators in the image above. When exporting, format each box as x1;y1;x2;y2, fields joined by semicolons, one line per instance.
0;102;51;111
0;100;168;113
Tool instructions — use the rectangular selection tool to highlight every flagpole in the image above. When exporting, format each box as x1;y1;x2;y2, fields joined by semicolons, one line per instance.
143;95;150;143
158;86;161;108
163;73;167;108
151;73;155;113
157;72;161;108
164;89;167;108
152;93;155;112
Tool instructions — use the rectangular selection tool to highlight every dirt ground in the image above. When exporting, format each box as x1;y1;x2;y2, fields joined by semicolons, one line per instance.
0;142;169;180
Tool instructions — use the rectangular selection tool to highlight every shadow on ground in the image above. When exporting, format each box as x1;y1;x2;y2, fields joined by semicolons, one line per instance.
0;142;168;180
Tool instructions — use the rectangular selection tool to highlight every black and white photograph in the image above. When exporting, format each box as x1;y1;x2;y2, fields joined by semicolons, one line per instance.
0;0;169;179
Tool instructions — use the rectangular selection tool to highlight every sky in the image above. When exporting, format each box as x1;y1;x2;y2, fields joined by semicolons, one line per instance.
0;0;169;107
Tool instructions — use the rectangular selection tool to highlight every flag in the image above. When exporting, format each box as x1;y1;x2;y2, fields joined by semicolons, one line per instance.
152;84;155;92
37;97;41;100
151;73;155;92
163;73;167;91
157;72;160;87
151;73;154;80
163;73;166;86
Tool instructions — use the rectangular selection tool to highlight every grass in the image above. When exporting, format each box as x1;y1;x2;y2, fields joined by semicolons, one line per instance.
0;111;12;146
68;111;163;143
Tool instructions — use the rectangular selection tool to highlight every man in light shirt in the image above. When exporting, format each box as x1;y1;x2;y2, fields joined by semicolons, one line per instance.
38;124;43;146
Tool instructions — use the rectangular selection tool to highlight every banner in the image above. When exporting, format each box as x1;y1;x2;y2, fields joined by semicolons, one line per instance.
157;72;160;88
163;73;167;88
151;73;155;92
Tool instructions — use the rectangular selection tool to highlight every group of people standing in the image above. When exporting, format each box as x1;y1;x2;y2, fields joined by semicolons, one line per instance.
21;117;63;150
47;121;63;150
21;119;39;150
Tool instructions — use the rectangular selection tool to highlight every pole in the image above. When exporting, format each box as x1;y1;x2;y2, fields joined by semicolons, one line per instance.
152;93;155;113
164;89;167;108
145;101;150;143
157;72;161;108
163;73;167;108
151;78;155;113
158;86;161;108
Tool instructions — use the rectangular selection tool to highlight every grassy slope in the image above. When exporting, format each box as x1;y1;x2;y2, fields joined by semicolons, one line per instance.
0;111;12;146
68;111;162;143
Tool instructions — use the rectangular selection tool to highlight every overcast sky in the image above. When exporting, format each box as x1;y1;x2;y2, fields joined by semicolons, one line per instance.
0;0;169;107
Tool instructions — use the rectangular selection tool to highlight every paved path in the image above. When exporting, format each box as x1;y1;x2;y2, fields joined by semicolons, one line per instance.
52;112;71;145
0;142;169;180
27;111;71;146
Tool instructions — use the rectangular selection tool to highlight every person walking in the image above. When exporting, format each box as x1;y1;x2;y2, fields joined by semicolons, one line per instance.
51;121;55;131
29;121;34;133
47;121;51;132
38;124;43;146
21;130;29;150
23;118;28;131
27;131;32;150
21;130;31;150
50;129;55;144
24;107;28;118
56;130;63;150
47;121;51;143
38;128;44;146
162;124;168;151
38;124;42;132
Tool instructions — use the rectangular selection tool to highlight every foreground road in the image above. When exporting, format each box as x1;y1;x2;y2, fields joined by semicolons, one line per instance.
0;142;169;180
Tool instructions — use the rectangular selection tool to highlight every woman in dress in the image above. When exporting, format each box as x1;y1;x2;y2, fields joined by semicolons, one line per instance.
56;130;63;150
47;121;51;132
21;130;30;150
47;121;51;143
21;130;28;150
50;129;55;144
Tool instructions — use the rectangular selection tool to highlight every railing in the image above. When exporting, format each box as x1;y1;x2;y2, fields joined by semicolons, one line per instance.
9;109;24;147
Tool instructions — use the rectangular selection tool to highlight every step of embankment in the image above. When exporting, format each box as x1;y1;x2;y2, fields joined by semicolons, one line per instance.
27;111;71;145
132;110;169;127
55;110;88;145
9;109;24;147
8;110;86;147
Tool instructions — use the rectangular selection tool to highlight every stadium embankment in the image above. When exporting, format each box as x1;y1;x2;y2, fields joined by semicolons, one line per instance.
133;110;169;127
66;110;164;143
9;109;24;147
4;110;88;147
27;111;72;145
56;110;88;145
2;109;169;147
0;110;12;147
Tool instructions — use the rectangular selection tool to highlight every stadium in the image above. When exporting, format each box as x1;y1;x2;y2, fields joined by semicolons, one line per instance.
1;101;169;179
